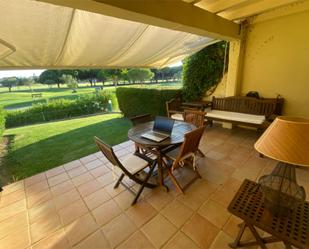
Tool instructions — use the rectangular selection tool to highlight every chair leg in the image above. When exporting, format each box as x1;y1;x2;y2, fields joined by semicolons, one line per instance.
114;173;125;189
132;163;156;205
168;169;184;194
197;148;205;157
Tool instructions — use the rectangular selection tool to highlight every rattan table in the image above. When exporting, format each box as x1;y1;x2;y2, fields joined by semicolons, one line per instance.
228;179;309;249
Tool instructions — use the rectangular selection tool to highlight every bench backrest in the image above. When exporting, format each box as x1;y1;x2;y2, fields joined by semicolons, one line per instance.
211;96;284;117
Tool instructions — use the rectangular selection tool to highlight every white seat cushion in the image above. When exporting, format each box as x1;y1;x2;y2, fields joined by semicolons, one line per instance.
171;113;184;121
206;110;265;125
119;154;149;175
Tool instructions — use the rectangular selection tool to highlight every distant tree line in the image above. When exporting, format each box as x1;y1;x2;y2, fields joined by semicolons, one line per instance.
37;67;182;88
0;76;37;92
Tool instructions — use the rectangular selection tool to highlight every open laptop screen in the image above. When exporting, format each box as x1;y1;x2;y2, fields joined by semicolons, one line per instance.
153;116;175;134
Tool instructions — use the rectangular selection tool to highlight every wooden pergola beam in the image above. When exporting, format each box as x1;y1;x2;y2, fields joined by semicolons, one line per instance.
36;0;240;40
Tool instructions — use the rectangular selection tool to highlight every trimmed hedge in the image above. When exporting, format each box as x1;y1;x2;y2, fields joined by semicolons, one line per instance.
116;87;181;117
0;107;5;139
6;91;111;128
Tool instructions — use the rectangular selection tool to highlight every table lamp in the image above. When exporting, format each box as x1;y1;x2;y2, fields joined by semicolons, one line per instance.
254;116;309;215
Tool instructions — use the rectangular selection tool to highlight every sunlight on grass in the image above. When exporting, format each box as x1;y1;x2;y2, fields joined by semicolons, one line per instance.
3;113;131;180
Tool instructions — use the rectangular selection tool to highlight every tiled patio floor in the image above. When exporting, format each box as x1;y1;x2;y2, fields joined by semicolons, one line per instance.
1;124;309;249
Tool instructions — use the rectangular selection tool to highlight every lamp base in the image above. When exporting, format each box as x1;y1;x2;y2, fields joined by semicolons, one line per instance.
258;162;306;216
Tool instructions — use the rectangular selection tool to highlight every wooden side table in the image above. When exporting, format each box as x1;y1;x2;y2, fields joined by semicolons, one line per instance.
227;179;309;249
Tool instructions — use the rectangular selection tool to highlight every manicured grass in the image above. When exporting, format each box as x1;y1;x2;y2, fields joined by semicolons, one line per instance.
0;82;182;110
3;114;131;181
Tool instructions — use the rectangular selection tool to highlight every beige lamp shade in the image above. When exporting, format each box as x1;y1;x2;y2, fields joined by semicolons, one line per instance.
254;117;309;167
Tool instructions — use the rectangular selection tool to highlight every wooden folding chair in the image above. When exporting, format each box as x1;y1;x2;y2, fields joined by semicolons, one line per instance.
162;126;205;193
183;110;206;157
94;137;157;205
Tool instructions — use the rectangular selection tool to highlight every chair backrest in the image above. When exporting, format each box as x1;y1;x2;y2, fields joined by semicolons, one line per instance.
94;136;132;176
129;114;153;126
173;126;205;168
183;110;206;128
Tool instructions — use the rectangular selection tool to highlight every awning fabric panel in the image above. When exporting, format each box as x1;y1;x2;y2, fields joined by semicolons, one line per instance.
0;0;215;69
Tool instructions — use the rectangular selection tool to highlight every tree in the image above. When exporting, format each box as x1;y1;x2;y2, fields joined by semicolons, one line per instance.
182;41;228;101
38;70;62;88
0;77;19;92
105;69;122;86
127;68;154;84
19;77;35;91
77;69;100;86
97;70;108;85
120;69;129;84
60;74;78;93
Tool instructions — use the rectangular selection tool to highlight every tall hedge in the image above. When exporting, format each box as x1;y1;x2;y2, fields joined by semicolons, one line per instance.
6;91;111;128
116;87;180;117
182;41;228;101
0;107;5;139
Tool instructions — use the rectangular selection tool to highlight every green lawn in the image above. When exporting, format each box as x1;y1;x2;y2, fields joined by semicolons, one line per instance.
0;82;182;110
3;114;131;182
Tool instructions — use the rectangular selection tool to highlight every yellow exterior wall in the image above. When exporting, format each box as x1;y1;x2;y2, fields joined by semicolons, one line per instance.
239;8;309;117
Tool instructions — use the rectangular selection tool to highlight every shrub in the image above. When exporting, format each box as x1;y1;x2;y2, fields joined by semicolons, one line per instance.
6;91;111;128
0;107;5;139
182;41;228;101
116;87;180;117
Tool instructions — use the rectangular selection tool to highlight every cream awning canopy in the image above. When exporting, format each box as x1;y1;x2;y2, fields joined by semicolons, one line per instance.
0;0;217;69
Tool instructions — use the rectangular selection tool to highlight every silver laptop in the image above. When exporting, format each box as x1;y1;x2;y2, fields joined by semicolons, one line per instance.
141;116;175;142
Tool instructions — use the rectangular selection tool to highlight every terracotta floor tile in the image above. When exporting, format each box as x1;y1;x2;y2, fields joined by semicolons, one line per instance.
64;213;98;246
163;231;200;249
63;160;82;171
209;231;233;249
83;188;111;210
117;230;155;249
92;199;122;226
77;179;105;198
28;200;56;224
73;230;110;249
1;180;24;196
141;214;177;248
177;191;206;211
0;211;28;240
0;227;30;249
24;172;46;187
89;165;110;178
0;188;25;208
0;199;26;222
51;180;75;196
71;172;94;187
222;215;258;243
182;213;219;249
32;229;71;249
67;166;87;178
146;189;175;211
59;199;89;226
96;172;116;187
125;200;157;227
80;154;97;164
48;173;70;187
26;180;49;197
30;211;62;243
27;188;52;209
104;182;126;197
198;200;231;229
102;213;137;248
161;199;193;228
114;190;135;210
54;189;81;210
46;166;66;178
84;159;104;171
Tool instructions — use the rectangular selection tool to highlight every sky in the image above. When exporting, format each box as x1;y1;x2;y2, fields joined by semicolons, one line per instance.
0;61;182;78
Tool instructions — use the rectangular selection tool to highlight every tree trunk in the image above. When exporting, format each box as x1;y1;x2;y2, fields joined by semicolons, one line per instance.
8;86;12;92
57;83;60;88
